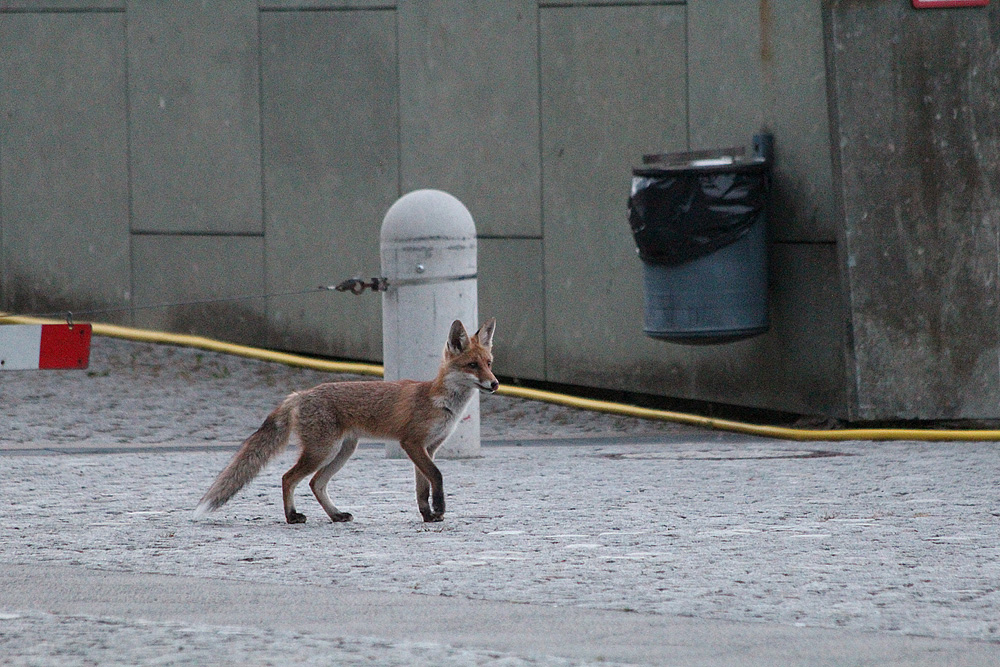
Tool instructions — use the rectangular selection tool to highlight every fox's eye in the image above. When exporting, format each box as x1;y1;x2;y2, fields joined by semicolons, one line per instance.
468;361;479;370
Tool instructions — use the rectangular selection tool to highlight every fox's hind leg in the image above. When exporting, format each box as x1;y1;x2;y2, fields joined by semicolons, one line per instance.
282;436;338;524
309;436;358;522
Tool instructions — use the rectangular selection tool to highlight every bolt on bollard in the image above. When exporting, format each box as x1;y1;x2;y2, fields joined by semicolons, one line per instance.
379;189;480;459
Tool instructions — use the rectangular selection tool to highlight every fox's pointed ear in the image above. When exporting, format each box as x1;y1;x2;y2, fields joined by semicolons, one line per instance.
446;319;470;356
476;318;496;348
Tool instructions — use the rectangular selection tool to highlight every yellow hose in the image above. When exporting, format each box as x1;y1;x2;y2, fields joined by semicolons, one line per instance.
4;312;1000;442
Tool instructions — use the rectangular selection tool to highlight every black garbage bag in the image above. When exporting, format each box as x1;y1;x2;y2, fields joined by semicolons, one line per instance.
628;160;769;266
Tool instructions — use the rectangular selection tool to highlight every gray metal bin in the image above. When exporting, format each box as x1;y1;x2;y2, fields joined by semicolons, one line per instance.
628;135;772;344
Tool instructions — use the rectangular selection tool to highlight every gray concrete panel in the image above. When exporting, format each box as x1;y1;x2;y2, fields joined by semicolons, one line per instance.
846;203;999;421
763;1;837;243
689;1;836;243
131;234;266;345
261;1;394;7
687;0;764;153
127;0;262;234
260;10;398;361
398;0;541;238
540;0;685;5
829;2;1000;420
0;1;124;8
0;12;130;322
477;238;545;380
747;242;846;416
539;4;687;387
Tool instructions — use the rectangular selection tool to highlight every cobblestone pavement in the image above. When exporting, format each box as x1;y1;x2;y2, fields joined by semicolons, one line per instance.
2;335;999;664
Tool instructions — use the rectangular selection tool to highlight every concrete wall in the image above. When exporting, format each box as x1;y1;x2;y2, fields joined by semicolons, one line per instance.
2;0;997;421
0;9;131;323
261;7;397;359
826;0;1000;420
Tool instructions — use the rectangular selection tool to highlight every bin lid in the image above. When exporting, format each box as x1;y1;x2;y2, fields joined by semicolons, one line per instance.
633;146;768;177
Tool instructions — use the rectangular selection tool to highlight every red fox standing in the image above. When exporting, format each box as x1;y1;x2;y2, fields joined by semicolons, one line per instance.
195;318;497;523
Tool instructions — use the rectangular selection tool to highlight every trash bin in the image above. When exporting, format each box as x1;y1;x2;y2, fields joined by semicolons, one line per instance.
627;134;772;344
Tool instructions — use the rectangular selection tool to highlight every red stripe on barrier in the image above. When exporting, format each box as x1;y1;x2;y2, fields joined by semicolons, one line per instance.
38;324;92;370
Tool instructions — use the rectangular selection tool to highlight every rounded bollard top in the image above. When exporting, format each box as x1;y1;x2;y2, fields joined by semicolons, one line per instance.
381;189;476;243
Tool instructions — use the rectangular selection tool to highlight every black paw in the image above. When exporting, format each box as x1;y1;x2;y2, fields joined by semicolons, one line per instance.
286;512;307;524
330;512;353;522
422;512;444;523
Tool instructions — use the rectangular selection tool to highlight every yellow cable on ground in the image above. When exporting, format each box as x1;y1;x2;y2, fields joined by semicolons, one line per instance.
496;384;1000;442
4;313;1000;442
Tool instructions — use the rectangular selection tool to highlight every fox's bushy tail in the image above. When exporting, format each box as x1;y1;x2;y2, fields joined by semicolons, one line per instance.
194;396;297;517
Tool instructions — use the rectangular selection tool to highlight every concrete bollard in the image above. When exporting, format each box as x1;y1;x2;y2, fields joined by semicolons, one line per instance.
380;189;480;459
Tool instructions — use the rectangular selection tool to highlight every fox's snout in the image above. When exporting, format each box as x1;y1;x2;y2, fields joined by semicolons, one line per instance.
467;364;498;393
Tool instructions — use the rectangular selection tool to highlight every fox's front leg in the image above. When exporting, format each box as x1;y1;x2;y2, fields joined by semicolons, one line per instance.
403;440;445;522
414;467;434;520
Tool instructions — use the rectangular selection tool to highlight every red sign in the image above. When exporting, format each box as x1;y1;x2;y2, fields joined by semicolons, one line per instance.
913;0;989;7
38;323;92;369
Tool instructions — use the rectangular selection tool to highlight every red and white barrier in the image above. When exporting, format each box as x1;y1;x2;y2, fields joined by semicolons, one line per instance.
0;323;92;370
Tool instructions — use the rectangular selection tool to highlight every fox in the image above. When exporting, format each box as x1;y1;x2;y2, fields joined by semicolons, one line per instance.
195;318;497;524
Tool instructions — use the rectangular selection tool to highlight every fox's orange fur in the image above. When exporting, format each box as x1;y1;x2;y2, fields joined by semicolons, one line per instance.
195;319;497;523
